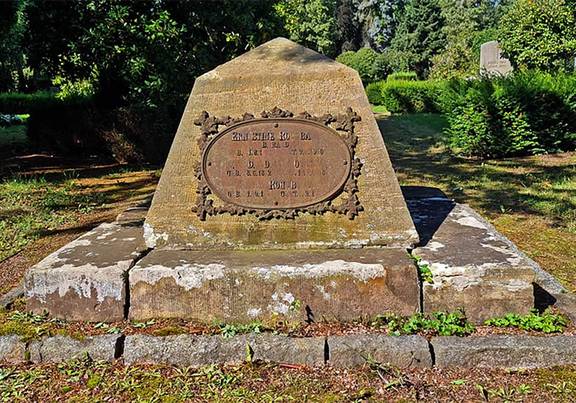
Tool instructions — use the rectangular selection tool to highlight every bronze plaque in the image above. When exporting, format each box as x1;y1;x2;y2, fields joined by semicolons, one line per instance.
202;118;352;209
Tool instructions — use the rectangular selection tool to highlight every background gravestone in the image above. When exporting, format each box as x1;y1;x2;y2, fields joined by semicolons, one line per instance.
480;40;513;76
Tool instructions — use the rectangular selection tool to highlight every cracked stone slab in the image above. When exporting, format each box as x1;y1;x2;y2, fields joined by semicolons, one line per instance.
25;223;148;321
124;334;325;367
0;335;26;363
432;335;576;369
328;334;431;368
411;199;535;323
129;248;419;323
29;335;119;363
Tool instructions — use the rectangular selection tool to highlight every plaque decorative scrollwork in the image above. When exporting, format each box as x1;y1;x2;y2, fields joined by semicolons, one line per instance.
192;107;363;221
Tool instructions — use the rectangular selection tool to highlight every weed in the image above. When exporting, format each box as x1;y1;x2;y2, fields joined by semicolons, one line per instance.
410;254;434;284
219;321;264;338
484;309;568;333
373;310;474;336
132;320;156;329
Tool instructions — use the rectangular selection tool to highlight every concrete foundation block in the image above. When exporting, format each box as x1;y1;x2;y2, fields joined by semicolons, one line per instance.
128;248;420;323
25;223;148;322
124;334;325;367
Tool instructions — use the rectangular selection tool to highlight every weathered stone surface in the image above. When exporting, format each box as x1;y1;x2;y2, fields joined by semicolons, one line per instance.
29;335;119;363
129;248;419;322
25;223;147;321
124;334;325;367
145;37;418;250
411;194;535;323
0;281;24;309
0;335;26;363
432;335;576;369
248;334;325;366
480;40;513;76
328;335;431;368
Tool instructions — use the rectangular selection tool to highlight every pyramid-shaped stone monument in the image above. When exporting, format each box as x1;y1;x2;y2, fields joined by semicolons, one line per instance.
144;37;418;251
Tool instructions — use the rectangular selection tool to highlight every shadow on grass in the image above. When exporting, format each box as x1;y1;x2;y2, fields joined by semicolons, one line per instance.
379;114;576;230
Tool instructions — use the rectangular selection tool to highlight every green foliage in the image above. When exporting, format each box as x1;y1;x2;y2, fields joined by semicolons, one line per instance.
374;310;475;336
429;0;495;79
441;72;576;158
274;0;338;57
366;81;384;105
387;72;418;82
219;322;264;338
336;48;389;83
411;255;434;284
52;76;95;101
370;80;446;113
484;309;568;333
390;0;446;78
498;0;576;72
0;91;61;114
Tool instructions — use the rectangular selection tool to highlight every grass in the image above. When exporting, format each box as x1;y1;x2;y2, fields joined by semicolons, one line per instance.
0;358;575;401
379;113;576;292
0;166;158;293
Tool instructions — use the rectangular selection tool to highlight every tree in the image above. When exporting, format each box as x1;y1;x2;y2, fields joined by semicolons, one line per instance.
0;0;27;92
356;0;405;51
429;0;496;79
274;0;338;57
23;0;283;108
498;0;576;71
389;0;445;77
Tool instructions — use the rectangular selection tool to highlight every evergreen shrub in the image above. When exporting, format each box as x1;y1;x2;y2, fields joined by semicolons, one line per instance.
441;72;576;157
367;71;576;158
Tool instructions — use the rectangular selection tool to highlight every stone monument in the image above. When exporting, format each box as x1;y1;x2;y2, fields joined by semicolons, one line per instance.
130;37;420;322
25;38;541;325
480;40;513;76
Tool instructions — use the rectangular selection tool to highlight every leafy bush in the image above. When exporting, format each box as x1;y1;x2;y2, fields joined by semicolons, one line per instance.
442;72;576;157
387;72;417;82
484;309;568;333
0;91;59;114
336;48;391;84
373;80;446;113
365;81;384;105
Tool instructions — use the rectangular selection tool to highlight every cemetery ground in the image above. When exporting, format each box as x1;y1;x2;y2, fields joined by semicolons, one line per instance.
0;114;575;400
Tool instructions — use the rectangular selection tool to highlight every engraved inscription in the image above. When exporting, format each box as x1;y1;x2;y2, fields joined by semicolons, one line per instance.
202;119;351;209
192;107;363;220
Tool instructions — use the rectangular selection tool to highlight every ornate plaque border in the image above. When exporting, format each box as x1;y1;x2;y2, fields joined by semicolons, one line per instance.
192;106;363;221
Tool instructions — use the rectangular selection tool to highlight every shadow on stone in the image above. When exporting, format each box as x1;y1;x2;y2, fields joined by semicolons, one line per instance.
402;186;455;247
533;283;557;313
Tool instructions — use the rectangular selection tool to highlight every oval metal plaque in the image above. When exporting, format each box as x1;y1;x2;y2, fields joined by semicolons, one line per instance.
202;118;352;209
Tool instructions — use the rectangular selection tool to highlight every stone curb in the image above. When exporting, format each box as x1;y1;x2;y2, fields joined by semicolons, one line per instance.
28;335;120;363
432;335;576;369
4;333;576;370
0;335;27;363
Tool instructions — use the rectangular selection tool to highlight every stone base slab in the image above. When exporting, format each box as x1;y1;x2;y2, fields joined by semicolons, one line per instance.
128;248;420;323
409;191;536;323
25;222;148;322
